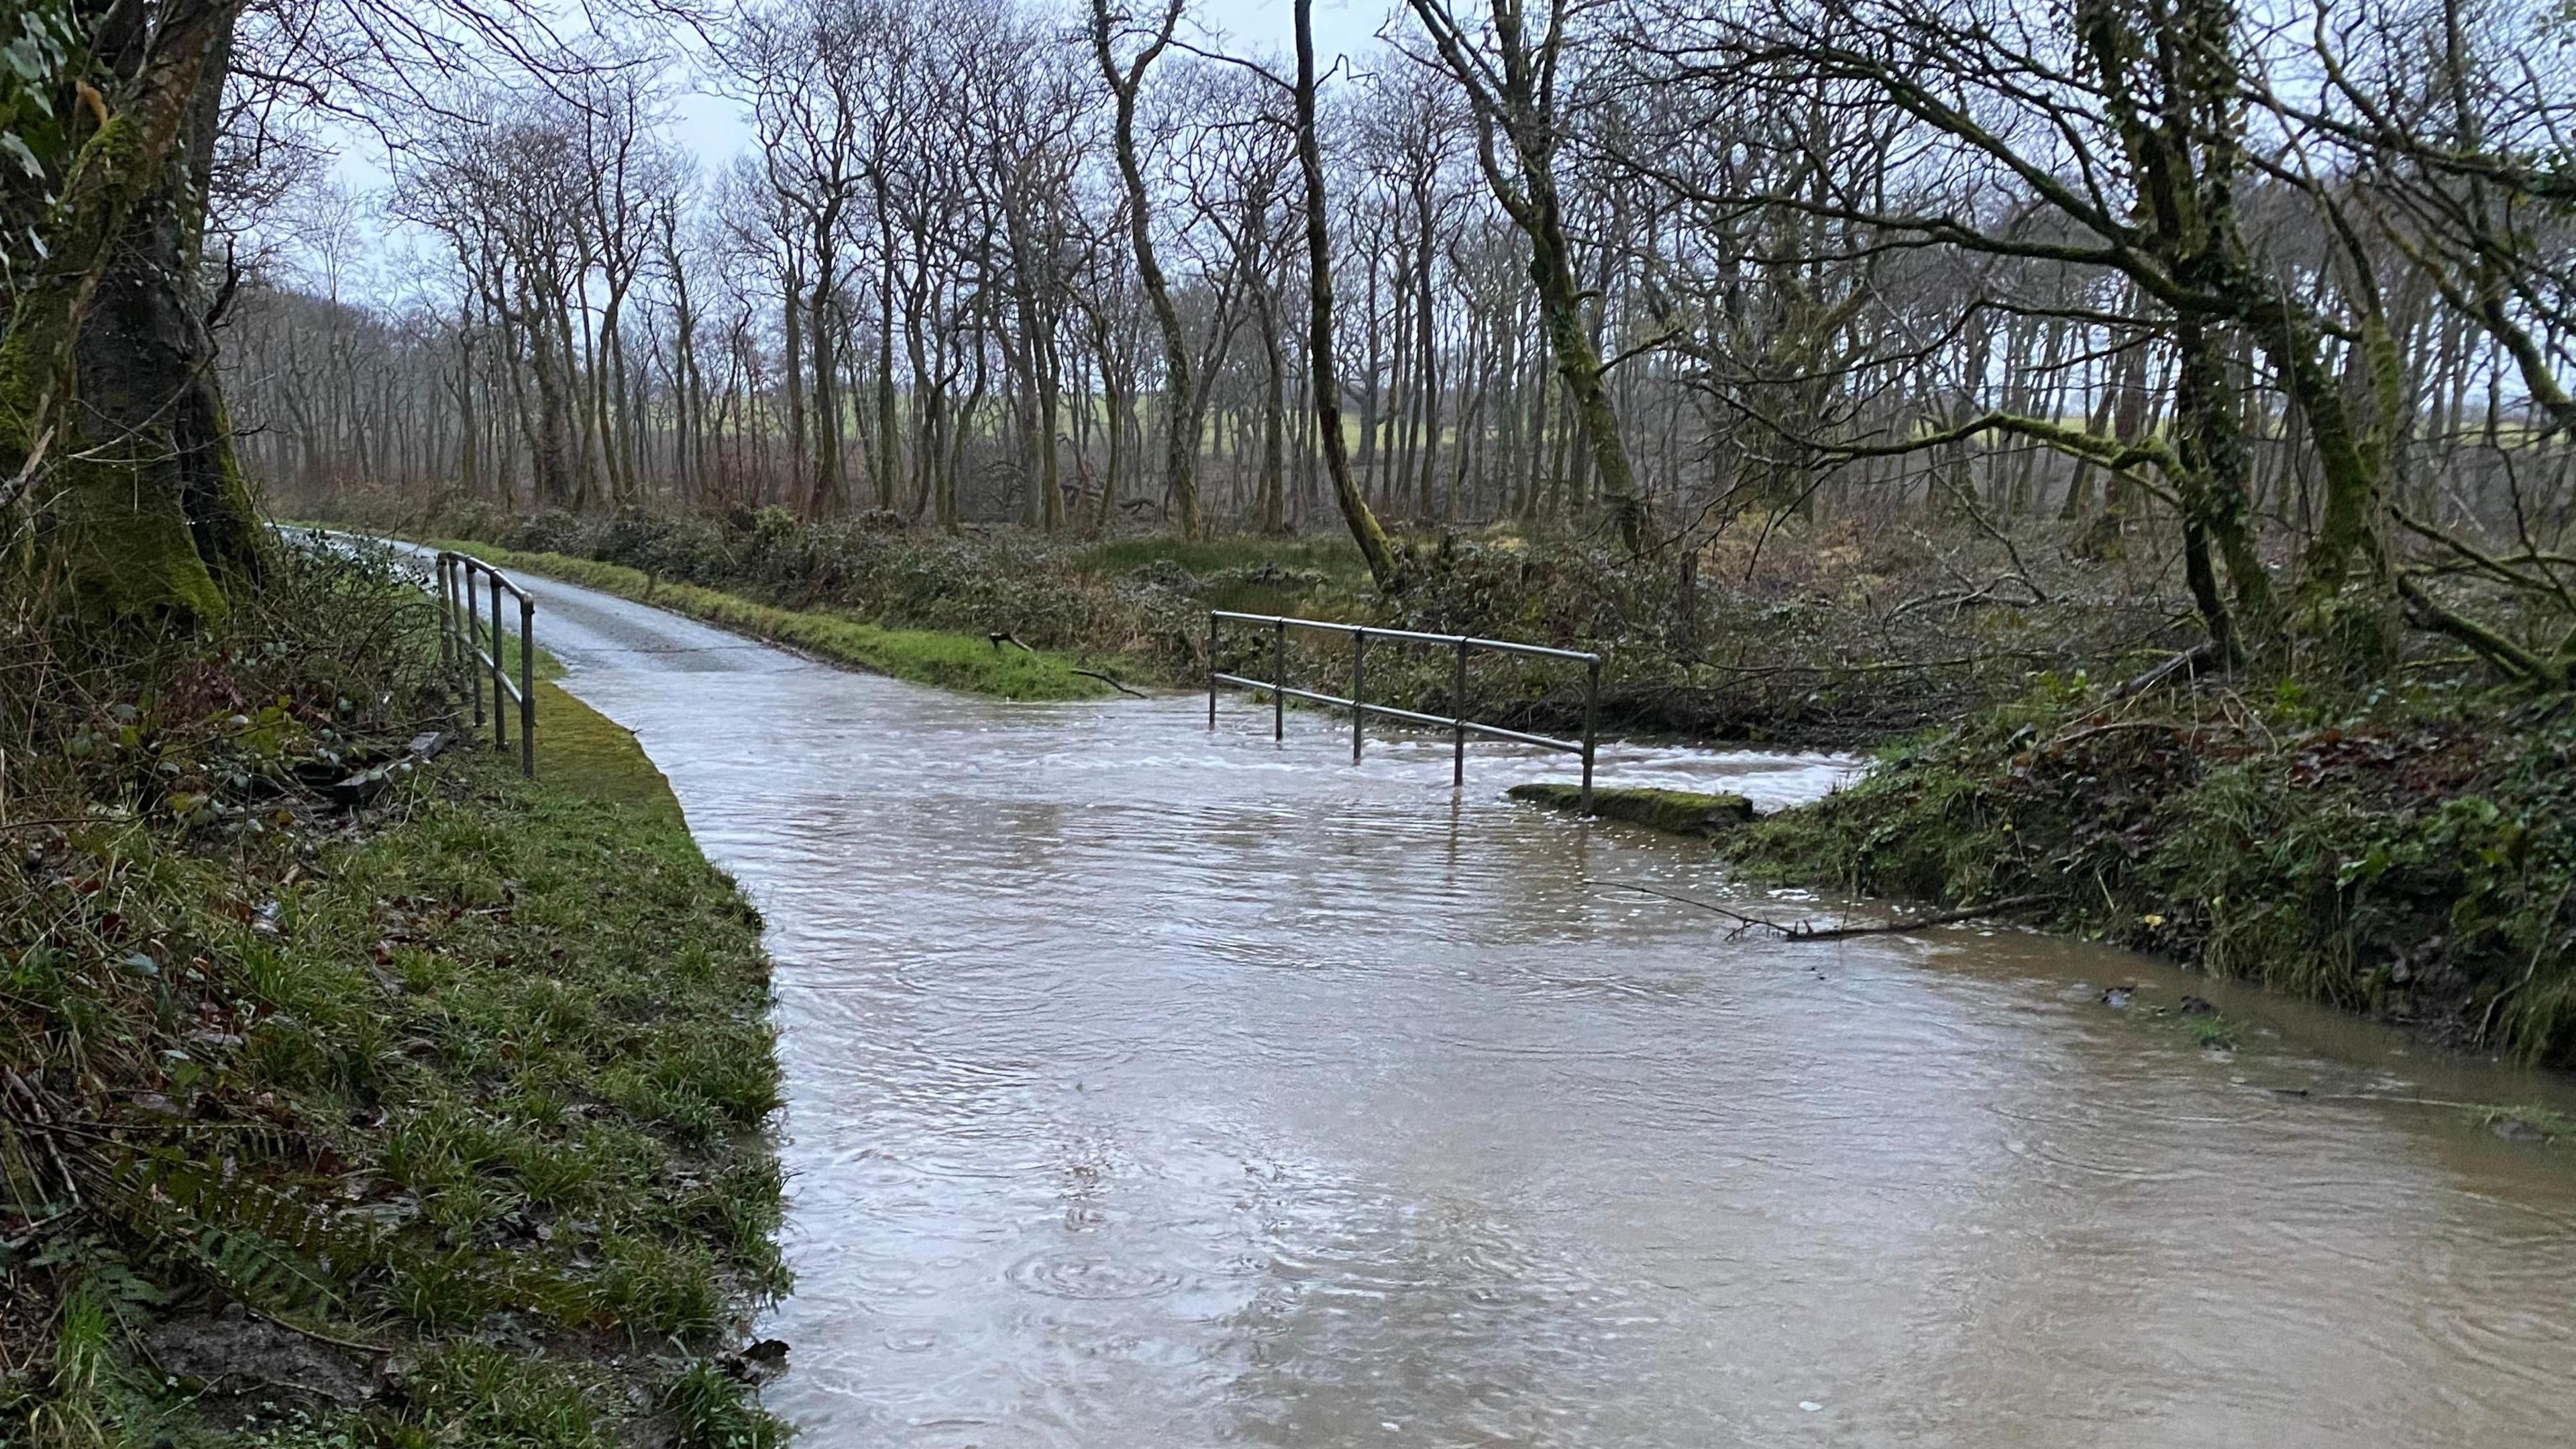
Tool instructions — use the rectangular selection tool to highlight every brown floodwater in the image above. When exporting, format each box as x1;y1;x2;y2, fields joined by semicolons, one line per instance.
502;566;2576;1447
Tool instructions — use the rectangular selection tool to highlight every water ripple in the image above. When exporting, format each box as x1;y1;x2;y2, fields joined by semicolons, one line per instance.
499;570;2576;1449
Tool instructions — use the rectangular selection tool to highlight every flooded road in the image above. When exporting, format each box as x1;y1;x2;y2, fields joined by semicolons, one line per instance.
508;568;2576;1447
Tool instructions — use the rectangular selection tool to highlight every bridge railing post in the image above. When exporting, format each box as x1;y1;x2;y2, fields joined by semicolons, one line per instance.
436;556;453;674
1351;627;1366;763
1452;638;1468;788
518;591;536;778
489;573;508;755
466;566;486;731
1580;658;1600;815
1273;618;1287;742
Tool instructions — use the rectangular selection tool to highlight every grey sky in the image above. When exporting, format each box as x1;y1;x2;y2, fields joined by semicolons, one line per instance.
305;0;1398;292
652;0;1397;176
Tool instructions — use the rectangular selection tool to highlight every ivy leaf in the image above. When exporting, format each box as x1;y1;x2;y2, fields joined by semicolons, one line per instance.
1;131;42;179
3;36;52;83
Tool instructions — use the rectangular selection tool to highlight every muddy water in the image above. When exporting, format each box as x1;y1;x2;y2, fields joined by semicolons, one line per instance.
506;570;2576;1447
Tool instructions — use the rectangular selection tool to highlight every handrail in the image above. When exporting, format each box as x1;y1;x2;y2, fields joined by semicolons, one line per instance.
435;551;536;777
1207;610;1600;812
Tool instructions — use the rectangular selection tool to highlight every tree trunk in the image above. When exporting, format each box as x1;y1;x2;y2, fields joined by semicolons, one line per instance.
1295;0;1396;584
1091;0;1201;539
6;0;265;620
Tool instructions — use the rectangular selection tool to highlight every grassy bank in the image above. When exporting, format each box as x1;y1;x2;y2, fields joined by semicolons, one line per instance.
432;539;1115;702
3;548;788;1446
1730;680;2576;1067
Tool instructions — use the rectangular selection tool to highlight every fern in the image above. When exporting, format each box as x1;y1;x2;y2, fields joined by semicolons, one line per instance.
99;1150;386;1333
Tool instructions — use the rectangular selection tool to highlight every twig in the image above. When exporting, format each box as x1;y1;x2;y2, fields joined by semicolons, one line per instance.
1930;470;2053;605
1599;881;1795;936
990;632;1142;696
239;1305;386;1356
1599;881;2052;941
1;1205;79;1254
0;818;113;835
2;1070;82;1208
2041;718;2194;753
1784;893;2053;939
0;427;53;512
2113;641;2222;698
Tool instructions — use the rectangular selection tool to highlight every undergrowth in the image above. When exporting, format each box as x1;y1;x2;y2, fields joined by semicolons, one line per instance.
353;498;2181;744
1;544;787;1445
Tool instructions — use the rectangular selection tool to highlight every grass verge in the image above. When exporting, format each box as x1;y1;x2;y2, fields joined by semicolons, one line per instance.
431;539;1114;702
5;548;788;1446
529;681;683;825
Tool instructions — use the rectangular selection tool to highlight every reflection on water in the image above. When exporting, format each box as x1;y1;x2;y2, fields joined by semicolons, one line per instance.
519;573;2576;1448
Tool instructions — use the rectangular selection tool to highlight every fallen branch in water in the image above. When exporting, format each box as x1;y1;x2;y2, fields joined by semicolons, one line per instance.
1784;893;2053;939
1072;668;1146;698
990;633;1144;697
1599;881;2052;940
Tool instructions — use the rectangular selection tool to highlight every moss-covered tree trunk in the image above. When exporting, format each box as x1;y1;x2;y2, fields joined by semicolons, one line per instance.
2;0;262;621
1523;172;1643;555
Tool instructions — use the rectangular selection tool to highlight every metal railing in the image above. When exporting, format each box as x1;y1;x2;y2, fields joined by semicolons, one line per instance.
1208;610;1601;811
437;551;536;777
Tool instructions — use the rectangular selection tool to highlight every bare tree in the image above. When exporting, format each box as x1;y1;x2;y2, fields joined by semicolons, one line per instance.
1091;0;1205;539
1403;0;1646;551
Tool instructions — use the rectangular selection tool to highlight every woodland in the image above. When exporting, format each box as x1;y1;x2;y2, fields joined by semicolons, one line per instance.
7;0;2576;1440
32;0;2561;698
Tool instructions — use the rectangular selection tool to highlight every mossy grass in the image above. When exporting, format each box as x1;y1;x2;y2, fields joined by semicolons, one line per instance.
3;551;788;1445
528;681;683;824
2186;1013;2240;1051
1507;782;1756;837
433;539;1114;702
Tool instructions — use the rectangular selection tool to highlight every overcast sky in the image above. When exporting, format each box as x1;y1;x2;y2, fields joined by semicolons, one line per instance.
303;0;1399;293
636;0;1395;177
